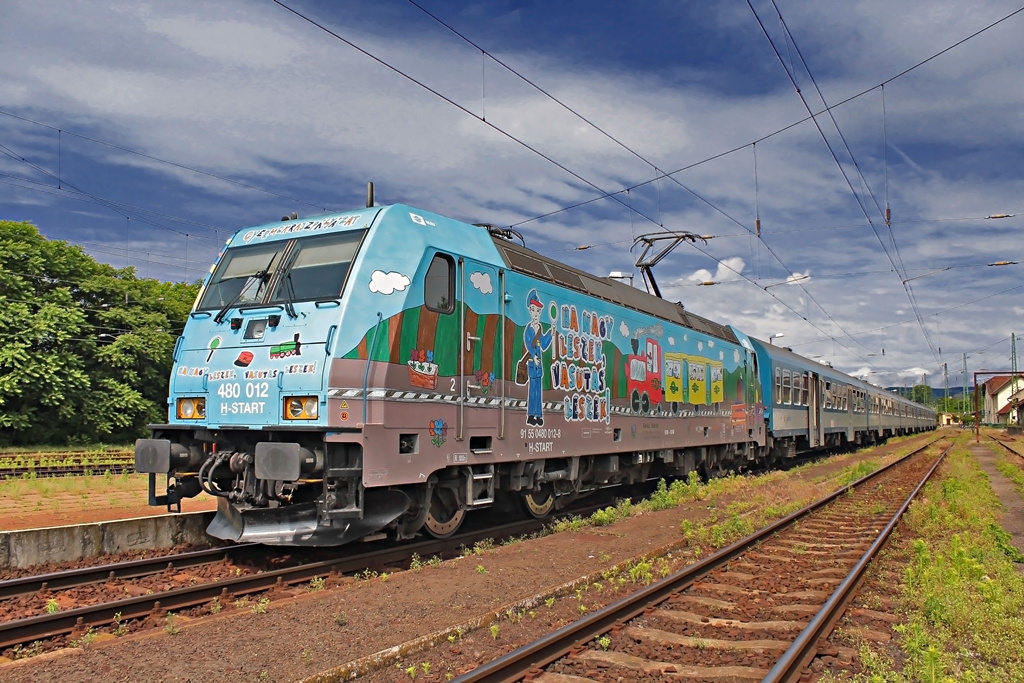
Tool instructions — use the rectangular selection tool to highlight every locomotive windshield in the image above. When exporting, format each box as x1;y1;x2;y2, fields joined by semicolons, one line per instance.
268;231;363;302
198;241;285;310
197;229;366;310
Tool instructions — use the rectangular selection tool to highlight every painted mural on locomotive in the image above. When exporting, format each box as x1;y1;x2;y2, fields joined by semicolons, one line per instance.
339;268;752;429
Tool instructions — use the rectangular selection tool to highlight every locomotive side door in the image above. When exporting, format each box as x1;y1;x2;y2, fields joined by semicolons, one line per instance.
808;372;822;448
456;257;505;441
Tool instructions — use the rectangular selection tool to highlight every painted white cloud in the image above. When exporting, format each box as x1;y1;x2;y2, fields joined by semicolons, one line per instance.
470;271;492;294
368;270;410;295
619;320;630;338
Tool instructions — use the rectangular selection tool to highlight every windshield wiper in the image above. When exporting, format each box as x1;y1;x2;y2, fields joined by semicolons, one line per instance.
282;273;298;319
214;254;278;324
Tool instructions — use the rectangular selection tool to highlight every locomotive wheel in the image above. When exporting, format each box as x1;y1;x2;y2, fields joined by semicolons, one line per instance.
630;389;641;413
641;393;651;414
423;486;465;538
519;485;555;518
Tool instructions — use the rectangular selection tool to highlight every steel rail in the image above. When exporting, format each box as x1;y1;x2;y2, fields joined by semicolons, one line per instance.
0;544;255;600
452;435;947;683
992;436;1024;460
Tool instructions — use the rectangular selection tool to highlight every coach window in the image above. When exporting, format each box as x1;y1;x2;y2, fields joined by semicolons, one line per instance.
774;368;782;404
424;253;455;313
800;373;809;406
782;370;792;405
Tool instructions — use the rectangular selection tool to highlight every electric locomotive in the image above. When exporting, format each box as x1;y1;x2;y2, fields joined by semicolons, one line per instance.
135;202;934;546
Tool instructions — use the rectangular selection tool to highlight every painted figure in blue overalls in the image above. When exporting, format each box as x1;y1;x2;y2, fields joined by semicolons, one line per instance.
524;289;552;426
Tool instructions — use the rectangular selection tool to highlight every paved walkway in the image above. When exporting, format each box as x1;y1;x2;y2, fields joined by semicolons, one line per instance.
969;441;1024;570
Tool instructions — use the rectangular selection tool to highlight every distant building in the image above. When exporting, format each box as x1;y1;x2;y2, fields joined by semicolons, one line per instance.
981;375;1024;425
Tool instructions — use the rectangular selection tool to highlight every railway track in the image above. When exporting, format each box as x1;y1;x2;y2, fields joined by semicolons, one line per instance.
992;434;1024;460
0;545;257;600
0;499;614;652
451;437;950;682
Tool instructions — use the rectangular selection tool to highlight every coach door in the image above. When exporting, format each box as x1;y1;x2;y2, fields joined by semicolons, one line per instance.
457;258;505;441
808;372;822;448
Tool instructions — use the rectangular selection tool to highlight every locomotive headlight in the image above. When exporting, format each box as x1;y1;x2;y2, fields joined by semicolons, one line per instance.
284;396;318;420
176;397;206;420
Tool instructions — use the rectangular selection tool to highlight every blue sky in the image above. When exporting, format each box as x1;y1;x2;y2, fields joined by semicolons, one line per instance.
2;0;1023;392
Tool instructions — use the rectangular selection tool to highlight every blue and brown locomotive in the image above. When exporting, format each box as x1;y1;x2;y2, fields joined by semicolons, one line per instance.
135;202;934;545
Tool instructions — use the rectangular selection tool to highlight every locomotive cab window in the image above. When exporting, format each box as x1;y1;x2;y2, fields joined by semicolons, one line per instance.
424;253;455;314
197;241;286;309
270;230;365;303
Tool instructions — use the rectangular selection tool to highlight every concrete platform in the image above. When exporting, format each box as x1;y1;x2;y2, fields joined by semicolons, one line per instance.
0;512;216;570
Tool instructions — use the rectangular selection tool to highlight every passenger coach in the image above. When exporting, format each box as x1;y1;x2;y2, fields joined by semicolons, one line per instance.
749;338;935;462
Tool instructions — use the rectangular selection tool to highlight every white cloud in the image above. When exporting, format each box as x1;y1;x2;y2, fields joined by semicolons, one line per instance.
2;0;1023;386
687;257;746;285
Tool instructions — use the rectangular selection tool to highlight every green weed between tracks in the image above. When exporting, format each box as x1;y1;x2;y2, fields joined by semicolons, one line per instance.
851;441;1024;682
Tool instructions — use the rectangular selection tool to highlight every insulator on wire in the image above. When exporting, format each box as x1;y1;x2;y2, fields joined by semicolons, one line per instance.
885;206;891;226
755;218;761;237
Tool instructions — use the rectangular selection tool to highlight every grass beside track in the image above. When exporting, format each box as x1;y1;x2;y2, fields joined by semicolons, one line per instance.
0;469;216;527
0;447;133;476
0;470;153;519
847;435;1024;682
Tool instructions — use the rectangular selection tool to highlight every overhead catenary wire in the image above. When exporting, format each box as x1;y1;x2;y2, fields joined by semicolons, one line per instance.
0;146;227;246
253;0;1024;375
0;108;331;212
6;1;1015;374
328;0;876;359
747;0;944;365
270;0;664;234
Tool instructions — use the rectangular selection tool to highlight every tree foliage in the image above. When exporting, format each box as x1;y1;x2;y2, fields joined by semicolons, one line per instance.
0;220;199;446
910;383;932;405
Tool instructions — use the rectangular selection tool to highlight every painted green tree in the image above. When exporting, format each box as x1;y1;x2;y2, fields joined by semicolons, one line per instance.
0;220;199;446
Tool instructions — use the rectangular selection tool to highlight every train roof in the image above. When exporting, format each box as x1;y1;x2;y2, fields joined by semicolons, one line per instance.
748;337;849;377
491;235;740;345
750;336;932;409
